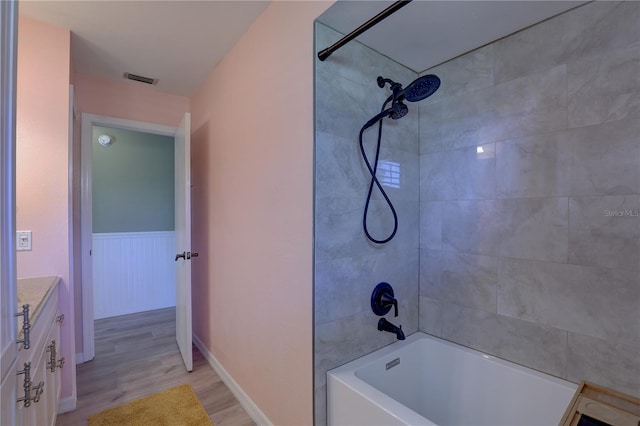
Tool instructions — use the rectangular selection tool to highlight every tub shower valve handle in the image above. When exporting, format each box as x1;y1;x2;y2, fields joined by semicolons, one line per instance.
371;282;398;317
387;296;398;317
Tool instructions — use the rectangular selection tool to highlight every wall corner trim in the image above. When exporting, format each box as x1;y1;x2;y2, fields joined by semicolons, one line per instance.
192;334;272;426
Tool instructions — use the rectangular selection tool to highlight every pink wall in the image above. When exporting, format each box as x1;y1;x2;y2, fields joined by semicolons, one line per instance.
189;2;329;424
16;16;75;404
75;73;188;127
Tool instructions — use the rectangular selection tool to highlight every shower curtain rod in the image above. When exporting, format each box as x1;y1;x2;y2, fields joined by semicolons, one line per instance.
317;0;413;62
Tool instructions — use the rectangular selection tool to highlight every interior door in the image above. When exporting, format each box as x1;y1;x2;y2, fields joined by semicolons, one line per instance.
174;113;193;371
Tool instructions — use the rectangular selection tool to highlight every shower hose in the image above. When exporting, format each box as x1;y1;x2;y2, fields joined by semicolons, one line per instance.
359;98;398;244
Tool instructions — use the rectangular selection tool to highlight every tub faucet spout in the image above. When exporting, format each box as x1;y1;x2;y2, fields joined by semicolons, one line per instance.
378;318;405;340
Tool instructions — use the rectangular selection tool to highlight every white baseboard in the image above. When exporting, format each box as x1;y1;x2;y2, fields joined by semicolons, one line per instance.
57;395;77;414
192;334;272;426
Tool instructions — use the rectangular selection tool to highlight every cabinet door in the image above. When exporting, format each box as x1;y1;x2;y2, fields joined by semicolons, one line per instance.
0;357;17;426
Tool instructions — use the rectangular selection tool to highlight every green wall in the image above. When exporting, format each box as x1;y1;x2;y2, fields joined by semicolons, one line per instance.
92;126;174;233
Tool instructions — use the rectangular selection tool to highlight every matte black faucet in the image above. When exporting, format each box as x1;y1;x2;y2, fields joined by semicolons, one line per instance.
378;317;405;340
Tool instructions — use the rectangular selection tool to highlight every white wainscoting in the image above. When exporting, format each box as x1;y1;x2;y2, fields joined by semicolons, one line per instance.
92;231;176;319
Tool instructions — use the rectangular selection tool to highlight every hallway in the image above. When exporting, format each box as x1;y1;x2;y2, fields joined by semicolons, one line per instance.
56;308;254;425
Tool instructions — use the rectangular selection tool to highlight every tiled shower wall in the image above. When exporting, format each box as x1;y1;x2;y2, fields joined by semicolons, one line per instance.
314;23;419;425
419;1;640;397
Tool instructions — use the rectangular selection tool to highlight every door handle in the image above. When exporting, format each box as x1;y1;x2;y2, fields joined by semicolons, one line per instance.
176;252;198;261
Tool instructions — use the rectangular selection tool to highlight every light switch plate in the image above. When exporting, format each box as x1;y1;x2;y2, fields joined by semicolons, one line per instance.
16;231;32;251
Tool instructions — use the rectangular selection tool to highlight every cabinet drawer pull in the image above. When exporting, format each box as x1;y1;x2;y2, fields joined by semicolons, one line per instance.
32;381;45;403
47;340;57;372
15;304;31;350
17;362;46;407
16;362;32;407
56;314;64;324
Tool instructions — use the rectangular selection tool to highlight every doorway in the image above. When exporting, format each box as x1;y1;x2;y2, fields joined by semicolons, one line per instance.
80;114;180;362
91;125;175;320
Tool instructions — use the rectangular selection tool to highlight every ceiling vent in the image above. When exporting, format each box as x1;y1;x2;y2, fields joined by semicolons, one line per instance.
123;72;158;85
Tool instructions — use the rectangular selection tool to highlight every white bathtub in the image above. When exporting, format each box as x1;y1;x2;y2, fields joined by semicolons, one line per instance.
327;332;577;426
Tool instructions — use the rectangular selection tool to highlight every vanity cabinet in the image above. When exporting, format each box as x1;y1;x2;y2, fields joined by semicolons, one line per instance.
15;278;62;426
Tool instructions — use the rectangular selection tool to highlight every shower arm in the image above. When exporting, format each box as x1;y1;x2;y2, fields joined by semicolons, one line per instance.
317;0;413;61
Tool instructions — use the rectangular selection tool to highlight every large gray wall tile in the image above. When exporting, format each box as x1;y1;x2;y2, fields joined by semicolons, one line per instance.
565;117;640;196
494;1;640;83
315;67;383;141
419;201;442;250
417;100;443;154
420;144;496;201
315;248;419;325
315;197;365;260
442;303;568;378
499;197;569;263
568;43;640;128
439;251;498;312
499;257;640;345
419;249;441;299
496;134;571;198
315;131;369;200
568;195;639;271
315;197;418;260
568;333;640;397
420;64;567;153
419;296;442;337
362;199;419;249
442;200;501;255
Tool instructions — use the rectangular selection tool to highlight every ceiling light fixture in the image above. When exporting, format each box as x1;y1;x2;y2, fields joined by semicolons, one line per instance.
97;134;114;147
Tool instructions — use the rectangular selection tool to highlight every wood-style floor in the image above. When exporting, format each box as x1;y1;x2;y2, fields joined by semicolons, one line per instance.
56;308;255;426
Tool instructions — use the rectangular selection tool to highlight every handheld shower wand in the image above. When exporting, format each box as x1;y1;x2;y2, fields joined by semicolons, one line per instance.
362;97;409;129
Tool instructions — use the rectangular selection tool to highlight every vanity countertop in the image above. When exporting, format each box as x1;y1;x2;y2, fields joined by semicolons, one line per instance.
17;276;60;337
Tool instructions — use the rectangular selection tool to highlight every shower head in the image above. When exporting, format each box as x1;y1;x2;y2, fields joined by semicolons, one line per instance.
377;74;441;103
403;75;440;102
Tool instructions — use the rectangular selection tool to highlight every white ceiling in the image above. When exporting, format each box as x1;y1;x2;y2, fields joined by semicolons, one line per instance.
19;1;586;98
318;1;585;73
19;1;270;96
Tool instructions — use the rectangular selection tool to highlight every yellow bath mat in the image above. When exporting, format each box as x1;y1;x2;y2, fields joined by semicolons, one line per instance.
88;383;213;426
